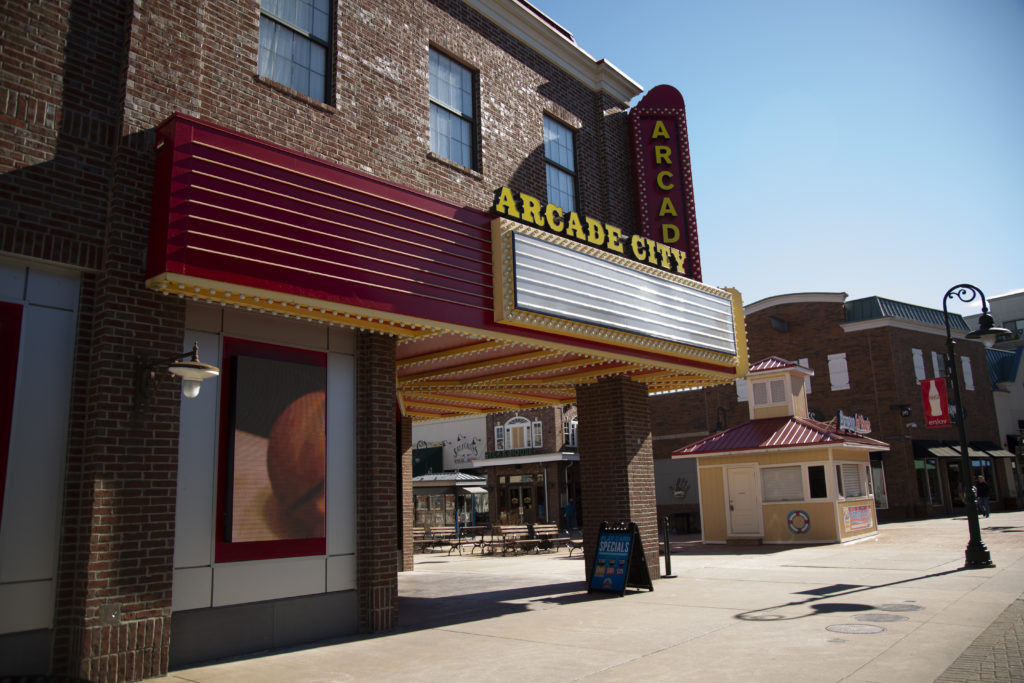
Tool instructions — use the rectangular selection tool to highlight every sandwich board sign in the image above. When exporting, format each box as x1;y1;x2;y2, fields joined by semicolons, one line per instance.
587;521;653;595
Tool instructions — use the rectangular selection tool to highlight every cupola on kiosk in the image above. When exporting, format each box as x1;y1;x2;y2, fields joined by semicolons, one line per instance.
672;357;890;544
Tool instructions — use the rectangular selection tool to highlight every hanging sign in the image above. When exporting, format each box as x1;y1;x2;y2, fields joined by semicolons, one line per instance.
922;378;950;428
587;521;653;595
629;84;702;281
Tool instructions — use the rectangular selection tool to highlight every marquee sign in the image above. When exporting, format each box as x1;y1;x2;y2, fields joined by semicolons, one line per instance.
629;85;702;281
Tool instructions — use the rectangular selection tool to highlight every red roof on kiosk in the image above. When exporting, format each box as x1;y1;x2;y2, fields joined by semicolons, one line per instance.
672;415;889;457
748;356;813;374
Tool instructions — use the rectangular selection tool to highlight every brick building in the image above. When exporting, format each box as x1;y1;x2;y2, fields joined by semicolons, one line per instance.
651;292;1010;526
1;1;746;680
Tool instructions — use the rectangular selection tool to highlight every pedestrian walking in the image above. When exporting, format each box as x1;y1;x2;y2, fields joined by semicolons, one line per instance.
975;476;990;517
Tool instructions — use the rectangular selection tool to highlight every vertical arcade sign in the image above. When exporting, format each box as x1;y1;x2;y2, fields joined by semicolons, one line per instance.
922;377;950;428
629;84;702;282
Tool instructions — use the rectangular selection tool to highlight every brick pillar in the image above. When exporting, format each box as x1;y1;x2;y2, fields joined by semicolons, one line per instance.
355;331;398;632
399;414;414;571
575;375;659;580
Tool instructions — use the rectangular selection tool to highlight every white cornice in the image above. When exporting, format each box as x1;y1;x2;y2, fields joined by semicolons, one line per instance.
462;0;643;104
840;317;971;339
744;292;848;316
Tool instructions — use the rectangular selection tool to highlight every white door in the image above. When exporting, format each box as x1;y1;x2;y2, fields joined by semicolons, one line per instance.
727;466;760;535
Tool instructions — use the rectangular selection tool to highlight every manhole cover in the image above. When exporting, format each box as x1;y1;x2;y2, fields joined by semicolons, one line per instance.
855;613;908;622
877;603;923;612
826;624;885;634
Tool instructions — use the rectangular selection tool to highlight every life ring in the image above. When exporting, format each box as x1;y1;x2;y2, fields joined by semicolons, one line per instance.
787;510;811;534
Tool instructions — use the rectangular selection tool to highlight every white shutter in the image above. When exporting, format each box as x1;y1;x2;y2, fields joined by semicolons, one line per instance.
761;466;803;502
841;463;863;497
736;378;748;403
828;353;850;391
912;348;925;382
961;357;974;391
798;358;812;394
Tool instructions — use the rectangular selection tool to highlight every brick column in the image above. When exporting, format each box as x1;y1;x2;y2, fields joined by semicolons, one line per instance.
399;414;414;571
355;331;398;632
575;375;659;580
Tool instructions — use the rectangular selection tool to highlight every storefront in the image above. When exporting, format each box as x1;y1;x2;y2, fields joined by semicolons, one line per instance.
412;472;489;528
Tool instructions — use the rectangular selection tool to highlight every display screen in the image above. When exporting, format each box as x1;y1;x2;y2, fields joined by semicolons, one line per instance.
227;354;326;543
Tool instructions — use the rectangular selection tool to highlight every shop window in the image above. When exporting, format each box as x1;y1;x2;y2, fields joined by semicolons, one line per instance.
0;302;23;528
761;466;803;502
429;48;476;169
751;378;786;407
543;116;577;212
916;458;943;506
912;348;926;383
827;353;850;391
961;356;974;391
216;338;327;562
258;0;332;102
870;459;889;509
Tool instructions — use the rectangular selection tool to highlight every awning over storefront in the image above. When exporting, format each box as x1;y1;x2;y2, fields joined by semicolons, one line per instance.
984;449;1017;458
146;115;747;420
469;451;580;468
460;486;488;494
927;446;991;459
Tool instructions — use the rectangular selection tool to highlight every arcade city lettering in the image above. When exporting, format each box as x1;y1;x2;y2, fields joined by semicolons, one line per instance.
492;186;689;277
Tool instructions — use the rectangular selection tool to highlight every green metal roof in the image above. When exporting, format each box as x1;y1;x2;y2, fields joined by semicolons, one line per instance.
845;296;969;331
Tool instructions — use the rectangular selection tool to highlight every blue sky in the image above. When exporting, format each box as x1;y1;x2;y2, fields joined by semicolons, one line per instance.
528;0;1023;316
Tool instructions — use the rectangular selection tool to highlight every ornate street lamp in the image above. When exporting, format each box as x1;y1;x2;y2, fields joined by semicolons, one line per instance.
942;284;1011;569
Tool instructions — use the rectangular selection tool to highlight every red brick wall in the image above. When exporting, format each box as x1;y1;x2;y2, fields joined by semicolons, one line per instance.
576;376;659;580
356;332;399;632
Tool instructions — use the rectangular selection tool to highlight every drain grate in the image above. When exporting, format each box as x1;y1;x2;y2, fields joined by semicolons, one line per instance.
827;624;885;634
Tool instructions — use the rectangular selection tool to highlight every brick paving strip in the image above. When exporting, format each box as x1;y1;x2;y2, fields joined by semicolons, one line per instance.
934;596;1024;682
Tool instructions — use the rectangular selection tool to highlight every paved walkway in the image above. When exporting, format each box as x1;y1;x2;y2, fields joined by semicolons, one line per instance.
154;511;1024;682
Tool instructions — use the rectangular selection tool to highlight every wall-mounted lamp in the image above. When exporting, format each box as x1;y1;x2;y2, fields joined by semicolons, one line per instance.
136;341;219;410
892;404;912;418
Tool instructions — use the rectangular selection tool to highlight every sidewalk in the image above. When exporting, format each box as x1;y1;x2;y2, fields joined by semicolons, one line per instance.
155;511;1024;682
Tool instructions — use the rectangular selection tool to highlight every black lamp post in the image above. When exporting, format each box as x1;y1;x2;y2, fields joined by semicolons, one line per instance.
942;284;1011;569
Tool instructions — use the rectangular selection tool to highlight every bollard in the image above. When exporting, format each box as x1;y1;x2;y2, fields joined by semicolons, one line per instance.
662;515;676;578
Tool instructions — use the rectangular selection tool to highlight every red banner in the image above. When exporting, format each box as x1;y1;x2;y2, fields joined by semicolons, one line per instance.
922;378;950;428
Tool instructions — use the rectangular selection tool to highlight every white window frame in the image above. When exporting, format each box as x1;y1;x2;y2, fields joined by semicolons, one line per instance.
828;352;850;391
501;416;533;451
761;465;803;502
736;378;748;403
932;351;945;380
563;416;578;447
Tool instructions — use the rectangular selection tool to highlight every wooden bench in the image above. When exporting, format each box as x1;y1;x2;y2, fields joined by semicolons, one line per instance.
529;523;571;551
427;525;456;552
412;527;432;553
566;536;584;557
492;524;539;555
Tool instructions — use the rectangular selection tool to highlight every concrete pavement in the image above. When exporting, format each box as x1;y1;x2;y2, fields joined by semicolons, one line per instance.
154;511;1024;682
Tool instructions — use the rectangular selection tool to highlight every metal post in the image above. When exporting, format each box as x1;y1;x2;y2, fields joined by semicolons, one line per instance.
662;515;676;578
943;285;994;569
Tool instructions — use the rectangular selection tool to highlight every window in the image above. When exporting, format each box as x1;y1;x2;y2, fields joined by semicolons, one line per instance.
931;351;946;380
258;0;331;102
543;116;577;211
870;459;888;509
808;465;828;499
736;378;748;403
499;416;538;451
429;48;476;169
761;466;803;502
912;348;926;383
563;416;578;448
828;353;850;391
961;356;974;391
798;358;812;394
752;378;786;407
